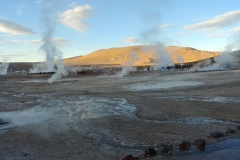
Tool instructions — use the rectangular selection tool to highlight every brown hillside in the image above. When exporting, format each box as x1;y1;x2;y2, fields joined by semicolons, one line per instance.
64;45;220;66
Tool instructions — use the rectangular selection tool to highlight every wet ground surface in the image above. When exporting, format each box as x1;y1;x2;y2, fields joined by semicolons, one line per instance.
155;95;240;103
1;70;240;159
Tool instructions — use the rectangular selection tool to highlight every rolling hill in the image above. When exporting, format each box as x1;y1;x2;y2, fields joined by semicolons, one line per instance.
63;45;220;67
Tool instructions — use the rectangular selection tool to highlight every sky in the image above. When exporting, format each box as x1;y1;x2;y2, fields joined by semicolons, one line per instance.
1;0;240;62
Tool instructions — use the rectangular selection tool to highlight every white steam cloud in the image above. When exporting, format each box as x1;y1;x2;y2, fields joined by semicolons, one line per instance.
193;48;240;71
40;0;60;71
0;57;9;75
176;55;184;64
194;52;240;71
29;62;47;73
116;50;138;77
213;53;237;70
115;11;174;77
48;59;68;83
139;12;173;69
193;24;240;71
31;0;68;83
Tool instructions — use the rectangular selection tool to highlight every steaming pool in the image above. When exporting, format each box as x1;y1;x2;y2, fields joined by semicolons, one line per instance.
1;94;239;130
124;81;202;91
0;96;136;130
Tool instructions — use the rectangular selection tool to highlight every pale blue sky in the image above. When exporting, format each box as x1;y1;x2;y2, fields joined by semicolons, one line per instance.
1;0;240;62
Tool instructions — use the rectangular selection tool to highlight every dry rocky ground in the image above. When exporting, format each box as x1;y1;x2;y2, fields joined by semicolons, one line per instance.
0;69;240;160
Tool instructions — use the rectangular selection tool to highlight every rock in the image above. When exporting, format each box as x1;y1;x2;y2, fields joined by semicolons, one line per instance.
122;155;139;160
209;131;224;138
122;155;134;160
236;126;240;130
143;148;157;157
178;141;191;150
161;145;173;156
225;128;236;133
194;139;205;148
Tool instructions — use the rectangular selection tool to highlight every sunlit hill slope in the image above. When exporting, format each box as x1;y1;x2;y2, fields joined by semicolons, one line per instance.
64;45;220;67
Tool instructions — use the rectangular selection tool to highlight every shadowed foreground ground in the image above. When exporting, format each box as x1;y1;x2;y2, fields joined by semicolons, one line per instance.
0;70;240;159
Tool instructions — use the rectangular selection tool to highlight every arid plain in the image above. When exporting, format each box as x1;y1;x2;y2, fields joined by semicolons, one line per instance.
1;69;240;160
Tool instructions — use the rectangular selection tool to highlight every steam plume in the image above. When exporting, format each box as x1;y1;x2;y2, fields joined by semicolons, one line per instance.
29;62;47;73
31;0;68;82
139;12;173;69
48;59;68;83
193;52;239;71
194;33;240;71
115;11;174;77
0;57;9;75
116;50;138;77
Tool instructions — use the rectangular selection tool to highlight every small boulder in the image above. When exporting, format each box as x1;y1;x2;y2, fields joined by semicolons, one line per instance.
122;155;134;160
236;126;240;130
161;145;173;156
178;141;191;150
194;139;205;148
143;148;157;157
225;128;236;133
209;131;224;138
